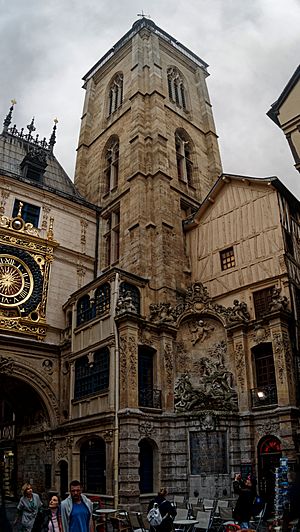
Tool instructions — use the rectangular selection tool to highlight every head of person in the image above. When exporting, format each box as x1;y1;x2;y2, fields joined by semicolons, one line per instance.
22;483;33;498
70;480;82;502
48;494;60;510
245;478;252;488
158;487;168;498
234;473;241;481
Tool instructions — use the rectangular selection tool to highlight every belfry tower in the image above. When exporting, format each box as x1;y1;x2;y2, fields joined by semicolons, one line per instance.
75;17;222;298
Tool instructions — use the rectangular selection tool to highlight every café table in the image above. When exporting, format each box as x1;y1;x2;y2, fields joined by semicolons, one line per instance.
173;518;198;532
94;508;118;532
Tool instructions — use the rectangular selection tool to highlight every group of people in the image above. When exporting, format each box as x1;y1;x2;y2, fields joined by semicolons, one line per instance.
13;480;93;532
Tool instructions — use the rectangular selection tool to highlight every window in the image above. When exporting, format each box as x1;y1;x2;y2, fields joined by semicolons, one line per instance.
76;295;95;326
108;73;123;116
119;282;140;314
80;438;106;493
253;286;274;320
167;67;187;110
175;131;193;184
12;199;40;227
104;209;120;267
139;439;154;494
104;137;119;193
254;343;276;388
138;346;161;408
74;348;110;400
220;247;235;271
95;283;111;315
190;431;228;474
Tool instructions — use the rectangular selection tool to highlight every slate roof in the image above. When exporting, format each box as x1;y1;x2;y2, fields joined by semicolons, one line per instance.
267;64;300;127
0;112;96;209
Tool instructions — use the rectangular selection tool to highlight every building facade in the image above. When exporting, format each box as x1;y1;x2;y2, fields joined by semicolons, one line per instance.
0;18;300;510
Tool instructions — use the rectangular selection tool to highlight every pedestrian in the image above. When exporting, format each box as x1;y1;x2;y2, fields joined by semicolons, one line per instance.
32;493;62;532
233;478;254;529
147;487;176;532
233;473;244;496
60;480;94;532
13;482;43;532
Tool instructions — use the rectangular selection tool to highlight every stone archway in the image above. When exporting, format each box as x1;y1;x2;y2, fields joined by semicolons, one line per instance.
258;435;282;512
0;369;58;496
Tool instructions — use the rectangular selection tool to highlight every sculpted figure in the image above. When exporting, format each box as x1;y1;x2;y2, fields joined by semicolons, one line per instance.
189;319;214;345
269;287;289;312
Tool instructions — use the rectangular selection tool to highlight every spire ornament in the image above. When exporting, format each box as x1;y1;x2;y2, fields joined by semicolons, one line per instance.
49;118;58;152
3;99;16;132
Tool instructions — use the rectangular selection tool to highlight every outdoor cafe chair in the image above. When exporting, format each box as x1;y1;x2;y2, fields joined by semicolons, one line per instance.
193;510;212;532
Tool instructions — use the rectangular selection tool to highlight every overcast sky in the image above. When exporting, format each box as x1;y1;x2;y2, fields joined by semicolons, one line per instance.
1;0;299;198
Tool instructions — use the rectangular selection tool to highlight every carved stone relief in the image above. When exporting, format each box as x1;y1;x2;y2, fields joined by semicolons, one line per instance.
119;335;136;391
164;343;173;387
234;343;246;387
256;420;279;437
273;331;291;385
139;421;154;437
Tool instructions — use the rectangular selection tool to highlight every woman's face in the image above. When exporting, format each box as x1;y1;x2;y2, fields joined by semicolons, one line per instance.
49;496;59;509
25;486;33;498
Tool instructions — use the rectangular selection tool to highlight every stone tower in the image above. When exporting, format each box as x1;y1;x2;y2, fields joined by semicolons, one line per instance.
75;17;222;298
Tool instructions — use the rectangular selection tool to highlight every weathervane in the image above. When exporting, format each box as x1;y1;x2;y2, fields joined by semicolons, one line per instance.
137;10;151;19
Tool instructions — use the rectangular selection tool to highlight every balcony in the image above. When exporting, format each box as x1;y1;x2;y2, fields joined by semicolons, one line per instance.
251;384;278;408
139;388;162;409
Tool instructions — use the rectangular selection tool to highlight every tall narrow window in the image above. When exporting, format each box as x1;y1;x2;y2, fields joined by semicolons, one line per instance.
104;138;119;193
253;286;274;319
104;209;120;267
175;131;193;185
108;73;123;116
167;67;187;110
94;283;111;315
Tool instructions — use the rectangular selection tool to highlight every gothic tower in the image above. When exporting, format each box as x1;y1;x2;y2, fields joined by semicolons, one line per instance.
74;17;222;298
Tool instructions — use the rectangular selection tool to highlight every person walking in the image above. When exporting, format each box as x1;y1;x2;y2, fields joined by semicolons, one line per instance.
147;488;176;532
32;494;62;532
13;482;43;532
60;480;94;532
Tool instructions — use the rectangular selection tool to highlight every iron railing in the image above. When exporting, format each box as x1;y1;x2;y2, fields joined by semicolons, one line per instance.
251;384;278;408
139;388;162;409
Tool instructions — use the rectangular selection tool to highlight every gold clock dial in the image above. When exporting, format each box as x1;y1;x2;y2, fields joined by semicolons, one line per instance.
0;254;33;307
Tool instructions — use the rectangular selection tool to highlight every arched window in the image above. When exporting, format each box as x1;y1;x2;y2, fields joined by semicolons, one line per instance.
175;130;193;185
108;73;123;116
139;439;154;494
119;282;140;314
80;438;106;493
104;137;119;193
77;295;92;326
74;347;110;400
167;67;187;110
95;283;111;315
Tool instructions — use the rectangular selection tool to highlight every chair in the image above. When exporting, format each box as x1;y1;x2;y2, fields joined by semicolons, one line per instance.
174;495;186;508
110;512;132;532
175;508;190;520
203;500;215;512
193;510;212;532
128;512;144;532
249;503;267;532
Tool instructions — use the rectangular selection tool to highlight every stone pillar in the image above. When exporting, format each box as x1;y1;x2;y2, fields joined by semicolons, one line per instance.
269;311;295;406
117;316;139;409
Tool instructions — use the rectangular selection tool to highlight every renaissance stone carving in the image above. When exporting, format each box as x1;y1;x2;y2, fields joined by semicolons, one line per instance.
269;287;289;312
0;355;14;373
273;331;291;384
234;343;246;387
119;335;136;390
116;291;137;315
42;359;53;374
139;420;154;437
256;420;279;437
252;323;270;344
148;282;250;327
174;360;237;413
199;412;218;431
164;343;173;386
189;319;214;345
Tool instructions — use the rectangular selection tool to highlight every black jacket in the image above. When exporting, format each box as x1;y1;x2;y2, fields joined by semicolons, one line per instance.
148;495;176;532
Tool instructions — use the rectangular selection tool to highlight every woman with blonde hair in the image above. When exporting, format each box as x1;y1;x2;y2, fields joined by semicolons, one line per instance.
14;482;42;532
147;487;176;532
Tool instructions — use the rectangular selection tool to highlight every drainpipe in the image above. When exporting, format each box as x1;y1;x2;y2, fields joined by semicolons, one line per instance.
112;272;120;508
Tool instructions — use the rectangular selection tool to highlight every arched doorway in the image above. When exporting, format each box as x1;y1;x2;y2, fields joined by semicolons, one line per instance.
139;439;155;494
0;374;51;497
80;438;106;493
258;435;282;511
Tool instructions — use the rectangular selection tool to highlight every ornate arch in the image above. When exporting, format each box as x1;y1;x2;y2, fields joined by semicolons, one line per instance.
0;355;59;427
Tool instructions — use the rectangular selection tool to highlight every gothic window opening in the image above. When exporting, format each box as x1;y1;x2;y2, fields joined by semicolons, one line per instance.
253;286;275;320
167;67;187;110
80;438;106;493
175;131;193;185
13;199;40;227
220;247;235;271
95;283;111;316
74;347;110;400
104;138;119;193
138;346;161;408
108;73;123;116
77;295;94;326
104;208;120;267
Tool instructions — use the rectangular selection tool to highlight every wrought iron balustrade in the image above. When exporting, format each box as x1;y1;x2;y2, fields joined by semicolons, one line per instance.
251;384;278;408
139;388;162;409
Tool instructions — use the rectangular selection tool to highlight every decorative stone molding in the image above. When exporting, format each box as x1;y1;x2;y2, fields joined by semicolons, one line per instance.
76;262;86;289
139;421;154;437
234;343;245;387
0;355;14;373
256;421;279;437
42;359;54;374
80;219;88;252
148;282;250;327
138;326;154;346
56;440;68;461
116;291;137;315
41;204;51;230
273;331;291;384
199;412;218;431
0;189;10;214
252;323;270;344
119;335;136;390
103;430;113;443
44;432;56;452
164;343;173;386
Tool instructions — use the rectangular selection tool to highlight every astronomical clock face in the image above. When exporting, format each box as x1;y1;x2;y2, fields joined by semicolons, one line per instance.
0;245;43;316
